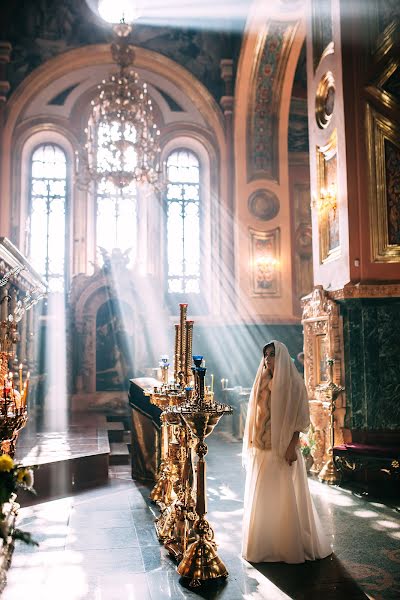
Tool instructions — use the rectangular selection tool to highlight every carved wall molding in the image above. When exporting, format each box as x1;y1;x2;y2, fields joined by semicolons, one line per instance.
248;189;280;221
249;227;281;297
330;283;400;300
301;285;346;471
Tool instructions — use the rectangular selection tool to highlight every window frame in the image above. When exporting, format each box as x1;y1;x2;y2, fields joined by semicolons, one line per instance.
165;147;202;296
161;137;213;315
27;140;71;293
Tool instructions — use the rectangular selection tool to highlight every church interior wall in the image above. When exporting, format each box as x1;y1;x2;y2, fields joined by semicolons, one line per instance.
234;1;307;322
0;0;398;451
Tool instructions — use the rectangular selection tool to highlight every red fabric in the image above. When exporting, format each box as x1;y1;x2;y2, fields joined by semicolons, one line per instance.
334;443;400;457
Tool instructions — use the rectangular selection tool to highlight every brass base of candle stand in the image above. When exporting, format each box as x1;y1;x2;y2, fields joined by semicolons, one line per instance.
177;534;228;587
164;496;197;561
150;462;177;507
155;503;176;541
318;457;341;485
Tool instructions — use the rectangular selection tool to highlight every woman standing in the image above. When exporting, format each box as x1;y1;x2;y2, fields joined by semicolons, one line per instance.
242;340;331;563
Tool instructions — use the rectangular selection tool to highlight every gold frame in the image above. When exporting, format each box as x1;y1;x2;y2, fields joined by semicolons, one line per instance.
366;59;400;115
315;71;335;129
249;227;281;297
367;105;400;262
316;129;340;263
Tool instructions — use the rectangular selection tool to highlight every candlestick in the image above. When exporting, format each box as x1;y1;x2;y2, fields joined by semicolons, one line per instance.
185;321;194;384
174;324;181;382
19;363;23;393
24;372;30;406
179;304;188;385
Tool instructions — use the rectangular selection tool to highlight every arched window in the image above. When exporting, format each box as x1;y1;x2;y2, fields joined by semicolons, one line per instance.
29;144;67;292
95;122;137;259
166;149;200;293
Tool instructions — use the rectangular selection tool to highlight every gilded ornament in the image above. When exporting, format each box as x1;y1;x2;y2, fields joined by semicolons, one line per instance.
248;190;280;221
315;71;335;129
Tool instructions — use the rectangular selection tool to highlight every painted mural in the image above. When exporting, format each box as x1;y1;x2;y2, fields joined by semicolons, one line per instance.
249;20;292;179
385;138;400;245
288;43;309;153
0;0;244;101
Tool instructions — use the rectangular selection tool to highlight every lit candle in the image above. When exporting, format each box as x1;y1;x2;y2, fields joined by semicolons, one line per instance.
3;376;8;413
19;363;23;394
24;371;30;406
221;378;224;390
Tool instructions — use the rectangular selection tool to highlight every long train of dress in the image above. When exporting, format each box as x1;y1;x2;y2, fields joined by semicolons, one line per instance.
242;447;332;563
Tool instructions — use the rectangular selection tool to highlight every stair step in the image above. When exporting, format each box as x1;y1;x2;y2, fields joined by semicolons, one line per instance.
109;442;130;465
107;421;127;443
106;415;130;429
107;422;125;431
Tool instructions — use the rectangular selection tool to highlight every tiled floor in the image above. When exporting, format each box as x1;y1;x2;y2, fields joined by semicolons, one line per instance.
3;435;400;600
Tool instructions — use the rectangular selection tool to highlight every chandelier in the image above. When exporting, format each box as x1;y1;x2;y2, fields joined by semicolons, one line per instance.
85;20;161;189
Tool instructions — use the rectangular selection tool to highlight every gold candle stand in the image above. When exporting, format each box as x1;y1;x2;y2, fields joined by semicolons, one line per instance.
0;346;30;457
174;365;232;587
318;358;345;485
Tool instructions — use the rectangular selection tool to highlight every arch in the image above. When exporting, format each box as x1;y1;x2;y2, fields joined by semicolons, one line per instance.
0;44;226;296
234;0;306;319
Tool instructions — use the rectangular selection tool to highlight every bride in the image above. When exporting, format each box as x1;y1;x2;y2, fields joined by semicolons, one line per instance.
242;340;332;563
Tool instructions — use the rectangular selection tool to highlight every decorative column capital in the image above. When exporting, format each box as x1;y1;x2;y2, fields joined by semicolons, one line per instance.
0;42;12;105
220;58;234;97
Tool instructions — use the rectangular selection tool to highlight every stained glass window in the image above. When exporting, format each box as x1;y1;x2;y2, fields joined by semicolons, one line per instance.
29;144;67;293
95;121;137;260
166;150;200;294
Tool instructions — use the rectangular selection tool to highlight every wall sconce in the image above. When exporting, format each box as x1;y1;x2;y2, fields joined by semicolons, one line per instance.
254;256;279;289
249;227;281;296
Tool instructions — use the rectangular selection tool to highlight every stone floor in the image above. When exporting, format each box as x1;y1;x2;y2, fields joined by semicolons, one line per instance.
3;434;400;600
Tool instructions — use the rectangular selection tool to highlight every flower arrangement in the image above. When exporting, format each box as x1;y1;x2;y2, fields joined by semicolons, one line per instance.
300;431;315;457
0;454;38;546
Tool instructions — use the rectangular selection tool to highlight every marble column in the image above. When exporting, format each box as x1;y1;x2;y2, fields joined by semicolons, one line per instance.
338;296;400;435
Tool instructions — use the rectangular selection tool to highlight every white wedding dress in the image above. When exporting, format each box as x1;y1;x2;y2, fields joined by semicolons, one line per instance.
242;446;332;563
242;341;332;564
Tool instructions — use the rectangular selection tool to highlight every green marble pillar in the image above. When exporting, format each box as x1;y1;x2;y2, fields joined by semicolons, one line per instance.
338;298;400;432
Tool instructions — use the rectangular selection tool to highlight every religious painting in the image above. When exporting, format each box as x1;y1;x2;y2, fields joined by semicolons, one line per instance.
385;139;400;245
316;130;340;262
326;155;339;253
367;105;400;262
315;335;329;384
96;299;134;391
249;227;281;296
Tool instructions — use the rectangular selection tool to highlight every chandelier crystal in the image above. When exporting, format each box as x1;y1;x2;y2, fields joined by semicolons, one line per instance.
85;21;161;189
